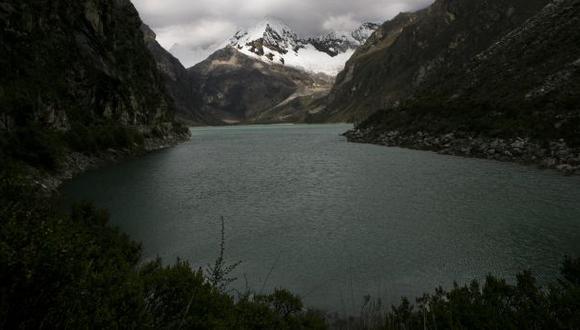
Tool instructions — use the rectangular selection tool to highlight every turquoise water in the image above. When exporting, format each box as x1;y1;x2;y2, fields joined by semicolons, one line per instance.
63;124;580;314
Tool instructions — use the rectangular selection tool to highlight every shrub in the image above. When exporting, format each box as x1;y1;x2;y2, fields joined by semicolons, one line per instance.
66;124;145;154
0;184;326;329
0;126;65;171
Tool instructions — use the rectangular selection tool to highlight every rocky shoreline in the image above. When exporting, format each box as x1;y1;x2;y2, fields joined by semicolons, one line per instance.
35;131;191;192
344;128;580;175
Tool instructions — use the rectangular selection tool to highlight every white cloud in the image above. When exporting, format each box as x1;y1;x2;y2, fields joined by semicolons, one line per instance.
154;20;236;50
169;44;223;68
322;15;359;35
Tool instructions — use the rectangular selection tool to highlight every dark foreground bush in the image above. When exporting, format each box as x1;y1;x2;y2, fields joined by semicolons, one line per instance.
377;262;580;330
0;126;65;171
0;176;326;329
331;264;580;330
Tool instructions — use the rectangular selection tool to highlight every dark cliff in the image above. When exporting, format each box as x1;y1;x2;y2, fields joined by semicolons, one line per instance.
141;25;222;126
324;0;550;122
345;0;580;173
0;0;189;170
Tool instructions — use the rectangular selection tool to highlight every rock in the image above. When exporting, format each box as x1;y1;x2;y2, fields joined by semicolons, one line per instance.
568;157;580;166
543;158;558;168
511;138;526;150
556;164;577;175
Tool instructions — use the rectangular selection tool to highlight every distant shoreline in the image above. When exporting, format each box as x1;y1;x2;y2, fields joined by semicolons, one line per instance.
344;128;580;176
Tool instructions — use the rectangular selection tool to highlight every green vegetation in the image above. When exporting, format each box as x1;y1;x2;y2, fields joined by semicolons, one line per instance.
0;123;159;173
338;259;580;329
0;126;66;171
65;123;146;154
357;98;580;147
326;0;580;148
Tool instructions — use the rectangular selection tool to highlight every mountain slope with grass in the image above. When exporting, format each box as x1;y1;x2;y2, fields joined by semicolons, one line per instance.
323;0;550;122
344;0;580;173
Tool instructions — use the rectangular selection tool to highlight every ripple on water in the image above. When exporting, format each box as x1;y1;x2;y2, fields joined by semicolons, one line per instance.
63;124;580;314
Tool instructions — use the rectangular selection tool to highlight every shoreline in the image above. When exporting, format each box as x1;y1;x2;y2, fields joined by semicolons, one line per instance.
344;128;580;176
35;132;191;193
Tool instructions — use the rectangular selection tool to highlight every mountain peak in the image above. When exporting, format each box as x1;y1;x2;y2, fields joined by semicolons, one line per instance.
309;22;380;57
352;22;381;43
223;18;379;75
255;16;293;32
232;17;296;43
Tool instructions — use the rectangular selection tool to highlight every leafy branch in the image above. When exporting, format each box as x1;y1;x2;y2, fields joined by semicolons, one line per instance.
205;216;242;292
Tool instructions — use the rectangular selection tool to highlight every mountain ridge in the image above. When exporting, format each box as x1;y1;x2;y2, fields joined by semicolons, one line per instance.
343;0;580;174
181;18;378;123
227;18;379;75
177;18;379;76
321;0;551;122
187;46;333;123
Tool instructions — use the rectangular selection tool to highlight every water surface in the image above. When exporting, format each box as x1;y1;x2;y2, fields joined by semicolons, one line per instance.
63;124;580;314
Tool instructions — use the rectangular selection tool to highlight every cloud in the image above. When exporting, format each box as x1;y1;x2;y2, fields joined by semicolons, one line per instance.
322;15;359;34
154;20;235;50
131;0;434;66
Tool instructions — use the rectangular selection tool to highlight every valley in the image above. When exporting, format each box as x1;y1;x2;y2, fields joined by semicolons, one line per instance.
1;0;579;328
144;17;379;124
140;0;580;176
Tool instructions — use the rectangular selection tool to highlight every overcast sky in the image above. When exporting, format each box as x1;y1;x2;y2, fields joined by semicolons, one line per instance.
132;0;434;67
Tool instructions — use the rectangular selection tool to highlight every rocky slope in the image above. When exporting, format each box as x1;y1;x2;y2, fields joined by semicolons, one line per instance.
344;0;580;174
308;23;380;57
142;25;222;126
323;0;550;122
0;0;190;176
188;46;332;123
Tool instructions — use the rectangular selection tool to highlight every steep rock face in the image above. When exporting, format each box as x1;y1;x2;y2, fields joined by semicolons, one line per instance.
346;0;580;173
0;0;179;131
307;23;380;57
188;46;332;123
0;0;191;172
142;25;222;126
324;0;550;122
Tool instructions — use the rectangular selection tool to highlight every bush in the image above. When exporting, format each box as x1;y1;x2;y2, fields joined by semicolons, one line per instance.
0;184;326;329
338;259;580;330
0;126;65;171
66;124;145;154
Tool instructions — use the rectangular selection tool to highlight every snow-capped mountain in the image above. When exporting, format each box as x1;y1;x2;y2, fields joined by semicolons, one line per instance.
184;18;379;124
308;23;381;57
227;18;379;76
